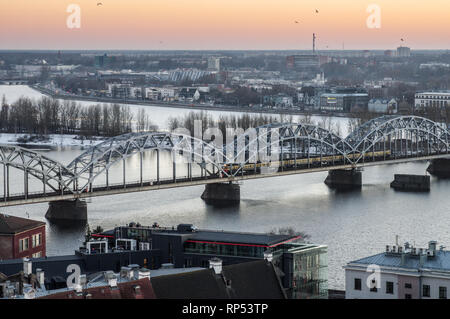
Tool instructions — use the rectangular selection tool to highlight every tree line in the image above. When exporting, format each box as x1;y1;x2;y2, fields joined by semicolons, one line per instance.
0;96;154;137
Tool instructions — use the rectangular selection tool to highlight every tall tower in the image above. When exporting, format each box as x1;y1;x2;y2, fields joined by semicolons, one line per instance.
313;33;316;54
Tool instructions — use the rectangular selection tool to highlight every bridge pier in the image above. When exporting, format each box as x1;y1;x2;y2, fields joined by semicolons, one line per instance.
427;158;450;178
45;199;87;225
390;174;430;192
324;169;362;190
201;182;240;206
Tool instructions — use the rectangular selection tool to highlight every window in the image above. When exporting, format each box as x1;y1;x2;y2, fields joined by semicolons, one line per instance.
386;281;394;294
370;286;378;292
423;285;430;298
405;294;412;299
32;252;42;258
354;278;361;291
32;233;42;248
439;287;447;299
19;238;29;252
405;283;412;289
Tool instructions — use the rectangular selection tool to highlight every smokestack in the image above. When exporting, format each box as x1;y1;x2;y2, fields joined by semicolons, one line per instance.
313;33;316;54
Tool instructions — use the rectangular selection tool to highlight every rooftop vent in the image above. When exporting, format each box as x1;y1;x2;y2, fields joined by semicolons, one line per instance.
23;258;32;276
264;251;273;262
138;268;151;280
209;258;223;275
120;267;132;279
36;268;45;287
104;271;117;288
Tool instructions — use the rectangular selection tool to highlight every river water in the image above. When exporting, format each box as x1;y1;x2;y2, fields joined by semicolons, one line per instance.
1;85;450;290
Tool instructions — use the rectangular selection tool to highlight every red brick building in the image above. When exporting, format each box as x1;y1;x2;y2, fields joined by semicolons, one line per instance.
0;214;46;260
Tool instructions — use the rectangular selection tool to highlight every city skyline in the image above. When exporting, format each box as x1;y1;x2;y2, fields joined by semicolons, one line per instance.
0;0;449;50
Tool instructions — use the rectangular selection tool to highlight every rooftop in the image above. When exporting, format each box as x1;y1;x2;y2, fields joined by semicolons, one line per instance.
347;241;450;272
0;214;45;235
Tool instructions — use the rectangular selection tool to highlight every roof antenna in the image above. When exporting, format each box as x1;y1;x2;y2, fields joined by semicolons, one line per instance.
395;235;399;246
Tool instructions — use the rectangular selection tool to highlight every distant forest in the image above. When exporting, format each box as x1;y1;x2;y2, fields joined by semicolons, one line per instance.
0;96;155;137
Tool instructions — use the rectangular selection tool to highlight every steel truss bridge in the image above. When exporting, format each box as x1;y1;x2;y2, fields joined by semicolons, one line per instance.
1;115;450;207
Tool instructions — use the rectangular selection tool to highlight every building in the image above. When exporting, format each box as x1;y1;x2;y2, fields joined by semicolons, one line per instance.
94;54;111;68
344;240;450;299
319;90;369;112
263;94;294;108
0;223;328;299
368;98;398;114
415;91;450;109
151;258;286;299
111;223;328;299
179;88;200;102
208;57;221;71
286;55;321;70
396;46;411;58
1;256;285;299
0;214;45;260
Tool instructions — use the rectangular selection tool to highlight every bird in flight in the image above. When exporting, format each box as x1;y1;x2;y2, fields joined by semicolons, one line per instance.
97;2;103;6
401;38;404;42
315;9;319;13
294;20;299;24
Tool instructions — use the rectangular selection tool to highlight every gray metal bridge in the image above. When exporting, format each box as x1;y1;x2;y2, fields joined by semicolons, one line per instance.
1;115;450;207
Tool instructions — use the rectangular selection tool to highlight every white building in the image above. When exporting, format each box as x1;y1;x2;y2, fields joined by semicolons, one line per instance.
415;91;450;109
368;98;398;114
208;57;221;71
344;240;450;299
397;46;411;57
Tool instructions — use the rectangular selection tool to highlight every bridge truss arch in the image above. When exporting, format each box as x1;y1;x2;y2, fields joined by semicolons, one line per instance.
224;122;354;177
65;131;231;193
344;115;450;164
0;145;74;199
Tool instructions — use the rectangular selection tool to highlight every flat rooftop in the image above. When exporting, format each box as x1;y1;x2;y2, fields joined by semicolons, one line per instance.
185;230;299;247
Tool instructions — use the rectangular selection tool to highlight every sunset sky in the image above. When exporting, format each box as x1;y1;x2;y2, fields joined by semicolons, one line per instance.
0;0;449;50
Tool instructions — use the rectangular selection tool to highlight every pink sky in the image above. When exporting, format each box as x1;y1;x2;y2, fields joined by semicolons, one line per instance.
0;0;449;50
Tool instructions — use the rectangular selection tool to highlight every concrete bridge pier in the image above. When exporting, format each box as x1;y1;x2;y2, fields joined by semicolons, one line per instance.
201;182;240;206
427;158;450;178
324;169;362;190
45;199;88;225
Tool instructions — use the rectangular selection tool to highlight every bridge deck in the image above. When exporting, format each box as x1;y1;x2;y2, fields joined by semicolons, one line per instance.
0;154;448;208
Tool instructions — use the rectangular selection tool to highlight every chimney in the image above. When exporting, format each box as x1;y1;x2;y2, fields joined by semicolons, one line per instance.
104;271;117;288
23;283;35;299
76;274;87;293
428;241;437;253
36;268;45;288
128;264;140;280
138;268;151;280
209;258;223;275
120;266;132;280
264;251;273;263
23;258;32;276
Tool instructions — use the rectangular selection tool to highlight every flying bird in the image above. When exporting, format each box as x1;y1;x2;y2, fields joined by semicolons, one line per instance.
401;38;404;42
97;2;103;6
315;9;319;13
294;20;299;24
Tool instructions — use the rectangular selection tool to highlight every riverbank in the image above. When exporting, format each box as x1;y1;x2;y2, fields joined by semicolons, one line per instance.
0;133;104;148
31;85;354;119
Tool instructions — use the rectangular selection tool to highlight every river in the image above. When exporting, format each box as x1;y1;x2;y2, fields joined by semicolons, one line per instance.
1;85;449;291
